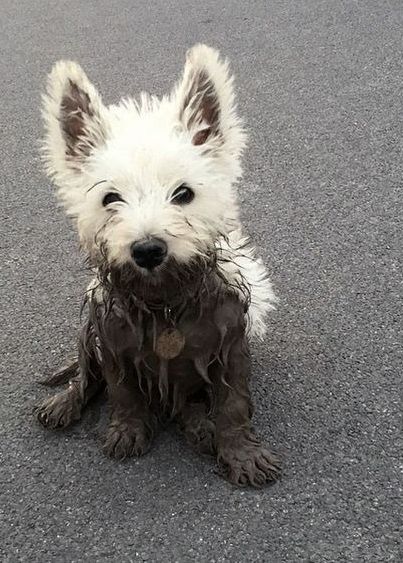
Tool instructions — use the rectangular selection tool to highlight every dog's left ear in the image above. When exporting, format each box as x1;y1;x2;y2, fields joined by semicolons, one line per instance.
175;45;245;158
42;61;108;181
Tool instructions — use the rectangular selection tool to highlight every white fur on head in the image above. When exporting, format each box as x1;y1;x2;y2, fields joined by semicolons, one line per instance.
42;46;246;263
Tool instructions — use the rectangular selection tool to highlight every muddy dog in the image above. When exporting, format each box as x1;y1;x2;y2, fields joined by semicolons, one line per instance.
35;45;280;487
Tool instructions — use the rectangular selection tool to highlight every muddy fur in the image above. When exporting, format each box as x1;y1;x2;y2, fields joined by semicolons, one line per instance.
36;260;280;487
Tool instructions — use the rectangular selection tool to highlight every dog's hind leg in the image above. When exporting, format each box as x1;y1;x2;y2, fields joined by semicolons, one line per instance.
35;323;104;429
39;357;80;387
35;370;102;429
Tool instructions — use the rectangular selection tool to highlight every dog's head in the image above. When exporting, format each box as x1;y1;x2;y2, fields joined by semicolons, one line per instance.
42;45;245;281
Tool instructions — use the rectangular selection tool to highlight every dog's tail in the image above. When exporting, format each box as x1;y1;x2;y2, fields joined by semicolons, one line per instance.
39;357;79;387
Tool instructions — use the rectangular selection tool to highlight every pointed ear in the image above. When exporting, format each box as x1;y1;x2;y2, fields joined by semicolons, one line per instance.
42;61;108;179
175;44;245;155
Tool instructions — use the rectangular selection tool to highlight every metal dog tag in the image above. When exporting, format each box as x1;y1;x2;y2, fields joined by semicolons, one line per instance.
155;328;185;360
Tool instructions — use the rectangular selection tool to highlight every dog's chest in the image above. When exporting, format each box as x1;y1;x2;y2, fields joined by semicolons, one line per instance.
93;281;246;400
101;290;243;377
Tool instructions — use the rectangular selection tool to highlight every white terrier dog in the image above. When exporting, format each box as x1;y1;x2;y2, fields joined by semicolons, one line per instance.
36;45;280;487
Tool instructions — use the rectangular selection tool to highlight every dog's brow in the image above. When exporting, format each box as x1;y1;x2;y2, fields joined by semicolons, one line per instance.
87;180;108;193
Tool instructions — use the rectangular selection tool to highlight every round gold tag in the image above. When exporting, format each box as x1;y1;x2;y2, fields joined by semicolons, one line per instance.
155;328;185;360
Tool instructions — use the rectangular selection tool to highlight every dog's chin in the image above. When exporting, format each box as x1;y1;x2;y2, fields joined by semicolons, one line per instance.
132;263;164;283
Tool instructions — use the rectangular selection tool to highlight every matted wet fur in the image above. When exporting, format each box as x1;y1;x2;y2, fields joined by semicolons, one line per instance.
36;258;280;486
35;44;280;487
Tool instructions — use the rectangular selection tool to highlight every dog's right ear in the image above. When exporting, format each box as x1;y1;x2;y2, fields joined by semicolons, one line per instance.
173;45;245;160
42;61;108;180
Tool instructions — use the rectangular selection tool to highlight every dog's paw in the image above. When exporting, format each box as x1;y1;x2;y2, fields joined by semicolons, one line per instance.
35;390;82;429
217;437;281;487
178;403;216;456
185;418;216;455
103;419;151;460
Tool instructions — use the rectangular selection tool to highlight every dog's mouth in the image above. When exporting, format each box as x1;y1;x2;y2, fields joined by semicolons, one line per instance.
97;253;216;307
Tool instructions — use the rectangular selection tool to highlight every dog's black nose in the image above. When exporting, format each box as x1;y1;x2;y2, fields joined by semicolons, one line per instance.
130;238;168;270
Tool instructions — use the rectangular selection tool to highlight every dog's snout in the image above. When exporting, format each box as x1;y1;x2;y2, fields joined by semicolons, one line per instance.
130;238;167;270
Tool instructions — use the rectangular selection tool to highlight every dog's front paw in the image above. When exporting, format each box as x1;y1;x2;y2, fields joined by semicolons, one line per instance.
217;435;281;487
103;419;152;460
35;389;82;429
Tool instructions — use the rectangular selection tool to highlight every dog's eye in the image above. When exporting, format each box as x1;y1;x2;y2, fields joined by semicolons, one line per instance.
102;192;124;206
171;184;194;205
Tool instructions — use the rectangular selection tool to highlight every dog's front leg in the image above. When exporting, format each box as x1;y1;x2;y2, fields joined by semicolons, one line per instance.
102;356;155;459
215;336;281;487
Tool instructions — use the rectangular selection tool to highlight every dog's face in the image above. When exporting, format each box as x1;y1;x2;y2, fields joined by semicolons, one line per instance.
42;45;245;278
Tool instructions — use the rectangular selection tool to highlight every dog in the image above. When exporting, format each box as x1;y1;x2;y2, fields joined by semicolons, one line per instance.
35;44;280;487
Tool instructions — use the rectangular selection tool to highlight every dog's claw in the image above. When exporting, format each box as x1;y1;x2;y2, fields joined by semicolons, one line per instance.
217;440;281;488
35;390;82;429
103;419;151;459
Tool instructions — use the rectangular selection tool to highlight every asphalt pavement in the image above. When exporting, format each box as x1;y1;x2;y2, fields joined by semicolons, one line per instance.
1;0;402;561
